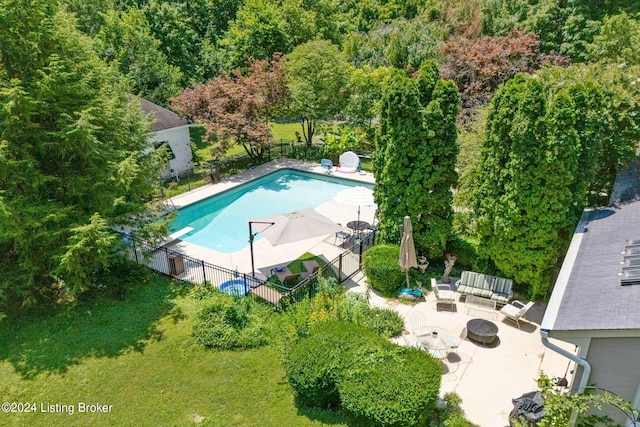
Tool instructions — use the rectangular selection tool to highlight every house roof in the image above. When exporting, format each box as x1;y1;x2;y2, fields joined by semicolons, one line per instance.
541;158;640;332
139;98;190;132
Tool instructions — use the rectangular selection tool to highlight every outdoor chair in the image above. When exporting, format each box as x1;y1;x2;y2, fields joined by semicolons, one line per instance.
334;230;351;247
335;151;360;173
500;300;535;329
405;311;429;337
300;260;321;279
271;266;300;287
432;278;456;310
320;159;333;174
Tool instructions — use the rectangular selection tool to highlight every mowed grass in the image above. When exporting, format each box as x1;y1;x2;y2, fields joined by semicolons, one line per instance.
0;272;347;427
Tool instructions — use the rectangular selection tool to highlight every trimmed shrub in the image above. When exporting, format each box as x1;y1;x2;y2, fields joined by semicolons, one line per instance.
284;321;375;408
362;244;405;297
284;321;442;426
339;346;441;426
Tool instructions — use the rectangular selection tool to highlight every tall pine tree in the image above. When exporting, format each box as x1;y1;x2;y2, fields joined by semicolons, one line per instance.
0;0;165;309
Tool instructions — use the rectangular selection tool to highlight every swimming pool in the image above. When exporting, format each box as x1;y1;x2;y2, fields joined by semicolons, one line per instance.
170;169;373;253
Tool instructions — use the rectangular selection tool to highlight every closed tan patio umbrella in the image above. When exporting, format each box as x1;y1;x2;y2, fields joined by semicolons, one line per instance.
399;215;418;288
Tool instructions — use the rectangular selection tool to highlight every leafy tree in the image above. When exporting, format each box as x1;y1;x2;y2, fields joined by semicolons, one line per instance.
217;0;292;71
586;12;640;65
474;75;581;297
286;40;350;146
345;65;393;131
374;63;460;258
344;16;446;70
0;0;165;310
96;8;183;106
533;373;639;427
143;0;204;83
440;28;568;118
171;55;289;161
472;63;640;297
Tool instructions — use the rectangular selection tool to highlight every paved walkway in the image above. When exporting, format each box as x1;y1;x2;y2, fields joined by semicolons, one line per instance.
345;272;576;427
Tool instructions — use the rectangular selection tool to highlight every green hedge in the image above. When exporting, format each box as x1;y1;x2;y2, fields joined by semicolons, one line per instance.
284;321;442;426
362;244;406;297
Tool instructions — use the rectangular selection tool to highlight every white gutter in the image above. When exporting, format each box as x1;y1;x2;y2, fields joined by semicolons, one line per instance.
540;329;591;394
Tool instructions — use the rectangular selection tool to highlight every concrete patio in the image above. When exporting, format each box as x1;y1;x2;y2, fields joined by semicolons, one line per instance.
345;272;576;427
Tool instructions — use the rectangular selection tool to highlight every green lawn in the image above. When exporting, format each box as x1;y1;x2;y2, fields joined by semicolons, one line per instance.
0;272;347;427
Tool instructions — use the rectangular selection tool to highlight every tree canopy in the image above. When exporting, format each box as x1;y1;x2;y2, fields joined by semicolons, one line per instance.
0;0;164;309
172;55;289;160
374;62;460;258
286;40;351;145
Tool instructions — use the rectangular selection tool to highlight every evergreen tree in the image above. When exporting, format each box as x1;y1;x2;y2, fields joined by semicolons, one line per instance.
0;0;165;309
374;62;459;258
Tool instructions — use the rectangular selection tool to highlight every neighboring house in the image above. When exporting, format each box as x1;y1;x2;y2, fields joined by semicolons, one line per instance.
541;159;640;426
139;98;193;180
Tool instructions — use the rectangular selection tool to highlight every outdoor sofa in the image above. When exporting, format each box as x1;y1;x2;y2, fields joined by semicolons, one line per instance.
454;270;513;305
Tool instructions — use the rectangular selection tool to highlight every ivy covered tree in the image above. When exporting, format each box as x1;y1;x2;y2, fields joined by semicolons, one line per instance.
171;55;289;161
373;62;460;258
0;0;166;310
472;64;640;298
474;75;581;298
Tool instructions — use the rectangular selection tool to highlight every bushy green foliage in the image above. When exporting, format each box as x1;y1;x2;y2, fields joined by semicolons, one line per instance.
373;63;460;259
283;276;404;339
473;65;640;298
191;290;273;350
284;321;442;426
362;244;406;297
0;1;166;309
445;237;477;271
427;393;479;427
339;346;440;426
362;307;405;337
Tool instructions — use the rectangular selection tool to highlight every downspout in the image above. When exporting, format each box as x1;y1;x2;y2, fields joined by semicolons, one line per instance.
540;330;591;393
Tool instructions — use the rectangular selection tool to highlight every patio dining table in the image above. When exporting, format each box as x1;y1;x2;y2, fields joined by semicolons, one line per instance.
346;220;371;239
415;326;457;359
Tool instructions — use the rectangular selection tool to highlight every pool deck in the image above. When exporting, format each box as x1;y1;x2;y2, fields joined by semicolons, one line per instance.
345;272;576;427
164;159;376;277
162;160;575;426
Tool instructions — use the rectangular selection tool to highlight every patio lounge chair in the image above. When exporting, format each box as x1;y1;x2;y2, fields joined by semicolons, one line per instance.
302;260;321;275
335;151;360;173
271;266;301;287
500;300;535;329
432;278;456;310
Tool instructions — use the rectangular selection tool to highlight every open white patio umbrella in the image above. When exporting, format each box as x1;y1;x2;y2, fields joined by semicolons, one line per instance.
333;186;376;223
399;215;418;288
247;208;342;277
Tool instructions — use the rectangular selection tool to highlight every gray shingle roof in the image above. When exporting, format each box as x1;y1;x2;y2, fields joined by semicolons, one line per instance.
139;98;189;132
544;159;640;331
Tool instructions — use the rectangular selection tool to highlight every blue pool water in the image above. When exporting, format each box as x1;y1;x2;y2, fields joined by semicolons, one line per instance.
170;169;373;253
220;279;250;297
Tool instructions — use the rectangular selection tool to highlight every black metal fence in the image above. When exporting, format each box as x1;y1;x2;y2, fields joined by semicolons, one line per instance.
119;229;376;309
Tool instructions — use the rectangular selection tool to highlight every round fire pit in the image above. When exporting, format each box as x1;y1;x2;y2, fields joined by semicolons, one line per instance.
467;318;498;345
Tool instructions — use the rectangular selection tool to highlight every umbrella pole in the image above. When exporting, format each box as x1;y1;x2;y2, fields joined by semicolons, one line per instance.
249;222;256;278
405;269;410;288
